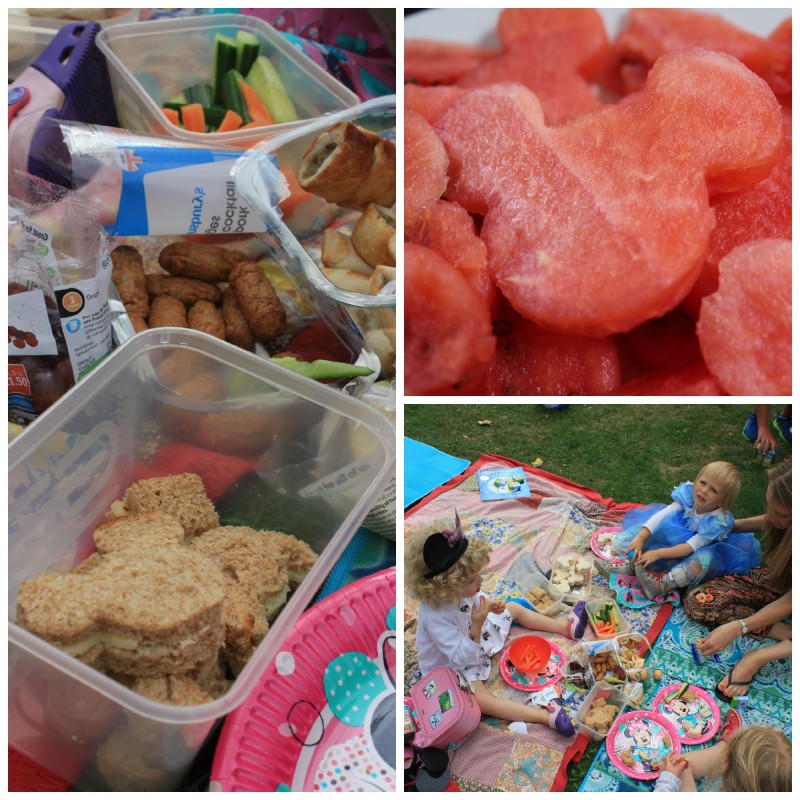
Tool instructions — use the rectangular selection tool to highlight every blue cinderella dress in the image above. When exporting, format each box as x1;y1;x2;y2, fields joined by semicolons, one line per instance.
612;482;761;589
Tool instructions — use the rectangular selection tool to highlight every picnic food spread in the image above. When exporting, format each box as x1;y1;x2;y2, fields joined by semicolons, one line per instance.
404;8;792;395
9;8;396;793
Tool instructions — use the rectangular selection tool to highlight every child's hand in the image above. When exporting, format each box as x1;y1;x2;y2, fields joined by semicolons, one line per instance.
471;596;490;627
636;549;662;568
628;531;649;559
490;599;506;615
662;753;689;777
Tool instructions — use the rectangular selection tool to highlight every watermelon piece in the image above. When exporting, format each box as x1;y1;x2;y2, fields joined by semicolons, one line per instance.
614;308;702;381
407;199;498;316
477;305;621;396
610;363;726;396
405;84;468;125
697;238;791;396
405;243;495;395
683;106;792;319
434;50;782;337
405;110;449;234
607;8;792;102
458;8;610;124
405;39;498;86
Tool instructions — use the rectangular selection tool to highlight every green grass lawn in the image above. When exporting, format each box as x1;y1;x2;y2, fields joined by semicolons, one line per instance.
404;403;789;790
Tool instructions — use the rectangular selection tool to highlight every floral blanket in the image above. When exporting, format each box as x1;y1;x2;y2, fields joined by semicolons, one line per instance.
404;454;649;792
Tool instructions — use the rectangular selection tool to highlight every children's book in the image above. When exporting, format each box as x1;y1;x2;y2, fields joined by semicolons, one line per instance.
477;467;531;501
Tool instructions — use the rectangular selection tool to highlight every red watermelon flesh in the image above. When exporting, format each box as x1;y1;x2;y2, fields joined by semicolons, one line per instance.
614;308;702;381
405;84;469;125
405;110;450;234
405;243;495;395
608;8;792;102
477;305;621;396
458;9;610;125
407;199;499;316
405;39;498;86
697;238;791;396
434;51;782;337
683;105;792;319
610;362;726;396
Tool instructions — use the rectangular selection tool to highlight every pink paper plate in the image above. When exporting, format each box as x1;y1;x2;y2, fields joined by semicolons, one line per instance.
499;638;566;691
606;710;680;781
210;568;396;792
591;527;627;565
653;683;721;745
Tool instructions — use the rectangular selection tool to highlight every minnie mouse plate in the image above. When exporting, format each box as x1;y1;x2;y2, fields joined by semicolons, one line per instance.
499;638;566;691
606;710;681;781
590;527;627;565
210;568;396;792
653;683;721;745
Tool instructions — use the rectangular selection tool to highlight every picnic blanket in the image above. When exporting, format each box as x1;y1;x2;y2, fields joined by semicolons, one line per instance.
404;453;657;792
404;437;470;509
579;605;793;792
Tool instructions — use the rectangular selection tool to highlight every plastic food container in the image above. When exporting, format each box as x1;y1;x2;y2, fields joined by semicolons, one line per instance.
586;599;630;639
581;639;628;686
516;572;565;617
96;13;358;146
8;329;395;791
235;96;396;380
548;553;594;603
615;632;656;681
576;681;629;741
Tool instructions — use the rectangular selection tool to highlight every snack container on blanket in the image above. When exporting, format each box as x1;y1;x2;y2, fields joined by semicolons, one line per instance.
407;666;481;750
581;640;628;686
8;329;395;791
516;572;566;616
614;632;656;681
548;554;594;603
96;13;358;146
586;599;630;639
576;681;630;741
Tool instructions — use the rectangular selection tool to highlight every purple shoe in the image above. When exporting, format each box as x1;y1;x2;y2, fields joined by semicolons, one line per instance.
568;600;589;639
548;703;576;737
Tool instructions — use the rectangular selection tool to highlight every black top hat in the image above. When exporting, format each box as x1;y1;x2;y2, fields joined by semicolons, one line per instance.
423;509;468;578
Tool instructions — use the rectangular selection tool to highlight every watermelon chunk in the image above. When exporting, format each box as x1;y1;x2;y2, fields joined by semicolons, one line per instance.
405;84;468;125
697;239;791;395
405;39;498;86
407;199;498;316
610;363;726;396
405;243;495;395
405;110;449;234
434;50;782;337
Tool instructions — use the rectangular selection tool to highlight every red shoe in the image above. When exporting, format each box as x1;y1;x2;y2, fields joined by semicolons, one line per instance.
719;708;743;742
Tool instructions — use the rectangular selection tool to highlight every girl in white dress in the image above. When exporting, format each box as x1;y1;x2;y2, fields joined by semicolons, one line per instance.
406;510;589;736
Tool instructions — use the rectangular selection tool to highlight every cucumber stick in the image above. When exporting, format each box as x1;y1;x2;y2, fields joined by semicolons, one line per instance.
212;34;237;105
246;56;298;124
220;69;251;125
184;83;214;107
235;30;260;77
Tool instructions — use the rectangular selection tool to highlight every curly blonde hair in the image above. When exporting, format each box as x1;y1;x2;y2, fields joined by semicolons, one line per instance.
696;461;740;511
405;525;490;608
714;725;791;791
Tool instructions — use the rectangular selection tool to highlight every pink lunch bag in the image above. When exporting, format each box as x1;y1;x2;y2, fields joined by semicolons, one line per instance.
405;666;481;750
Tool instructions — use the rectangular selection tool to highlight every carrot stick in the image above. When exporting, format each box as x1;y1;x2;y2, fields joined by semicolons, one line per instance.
161;107;181;127
215;109;243;132
237;76;274;125
181;103;206;133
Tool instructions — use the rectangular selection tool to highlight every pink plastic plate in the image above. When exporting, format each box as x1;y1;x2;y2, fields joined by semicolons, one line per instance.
591;527;627;565
606;710;681;781
499;638;566;691
210;568;396;792
653;683;721;745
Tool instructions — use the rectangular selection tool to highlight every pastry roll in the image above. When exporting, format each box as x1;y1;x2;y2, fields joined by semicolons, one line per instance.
321;229;374;275
298;122;396;211
351;204;396;268
111;245;149;318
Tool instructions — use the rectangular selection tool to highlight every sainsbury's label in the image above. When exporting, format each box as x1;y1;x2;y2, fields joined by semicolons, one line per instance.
112;144;282;236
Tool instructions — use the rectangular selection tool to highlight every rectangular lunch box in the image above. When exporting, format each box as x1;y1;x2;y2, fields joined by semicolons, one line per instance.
8;329;395;790
575;681;630;742
96;13;358;146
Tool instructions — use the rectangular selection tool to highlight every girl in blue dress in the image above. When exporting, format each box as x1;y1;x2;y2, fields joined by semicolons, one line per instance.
604;461;761;600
